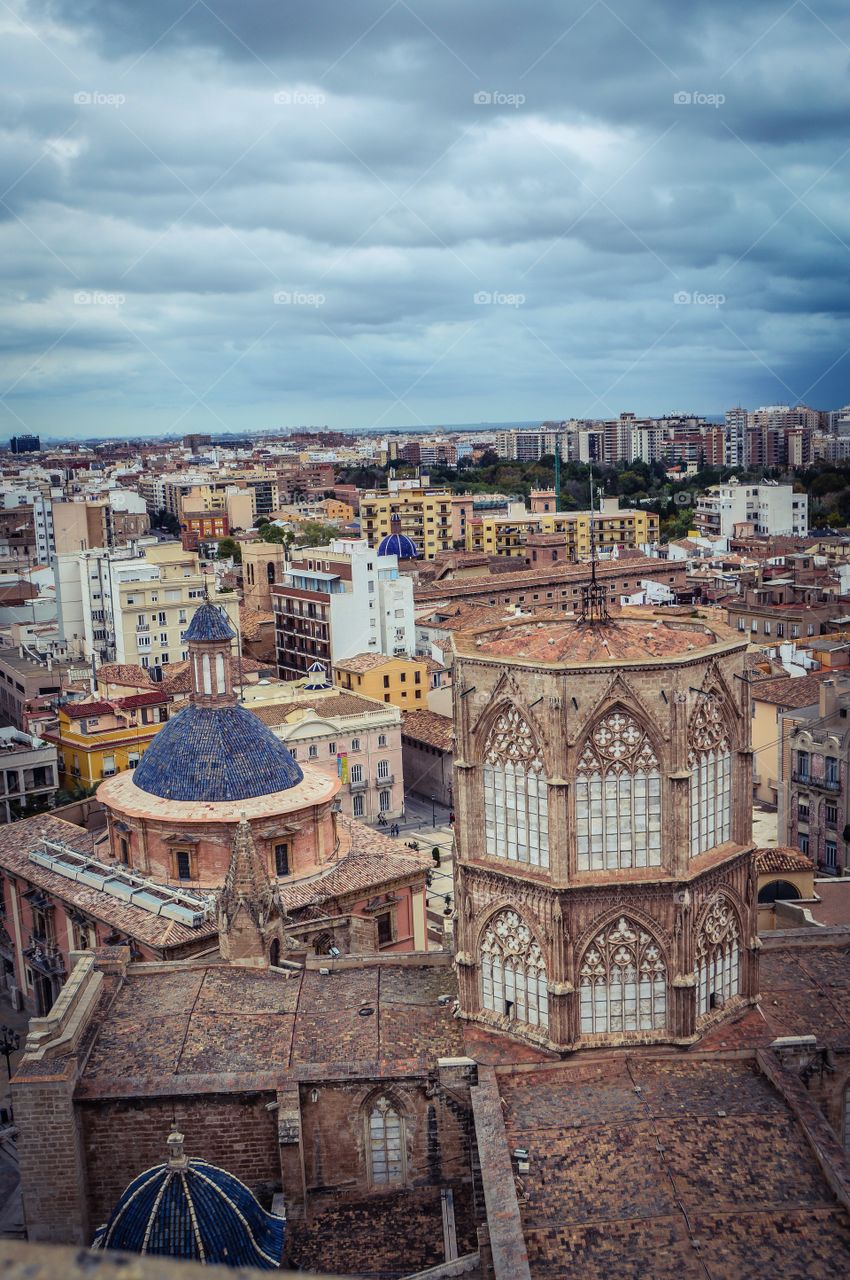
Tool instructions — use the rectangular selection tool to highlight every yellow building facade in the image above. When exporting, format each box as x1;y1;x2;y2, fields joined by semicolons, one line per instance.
333;654;428;711
45;694;168;792
359;488;458;559
466;498;659;558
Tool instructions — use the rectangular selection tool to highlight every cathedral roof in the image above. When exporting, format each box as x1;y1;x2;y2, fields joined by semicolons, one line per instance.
132;704;303;802
94;1131;284;1269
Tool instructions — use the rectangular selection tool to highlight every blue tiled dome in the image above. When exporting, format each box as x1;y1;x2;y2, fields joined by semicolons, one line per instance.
377;531;418;559
94;1148;284;1269
183;602;236;643
133;703;303;802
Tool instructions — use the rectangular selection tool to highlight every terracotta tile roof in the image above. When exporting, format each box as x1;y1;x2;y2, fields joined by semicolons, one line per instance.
281;817;431;912
63;701;113;719
96;663;156;688
239;606;275;641
414;554;681;603
497;1054;850;1277
63;691;167;719
755;846;815;873
0;815;217;950
333;652;399;674
401;709;454;751
251;692;390;726
416;603;505;631
752;673;832;709
76;955;460;1091
460;616;719;664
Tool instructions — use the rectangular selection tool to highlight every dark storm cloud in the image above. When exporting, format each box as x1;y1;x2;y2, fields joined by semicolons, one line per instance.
2;0;850;434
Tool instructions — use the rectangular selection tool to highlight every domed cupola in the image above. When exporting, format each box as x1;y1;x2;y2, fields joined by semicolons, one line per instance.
93;1128;285;1269
377;513;418;560
132;601;304;802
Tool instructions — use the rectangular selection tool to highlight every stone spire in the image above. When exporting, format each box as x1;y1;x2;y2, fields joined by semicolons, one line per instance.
217;814;287;965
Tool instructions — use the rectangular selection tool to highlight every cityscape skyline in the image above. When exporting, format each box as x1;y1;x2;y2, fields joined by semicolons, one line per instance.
3;1;850;436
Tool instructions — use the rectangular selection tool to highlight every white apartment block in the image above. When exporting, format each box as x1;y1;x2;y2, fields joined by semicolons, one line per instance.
55;544;239;675
274;538;416;681
694;481;809;541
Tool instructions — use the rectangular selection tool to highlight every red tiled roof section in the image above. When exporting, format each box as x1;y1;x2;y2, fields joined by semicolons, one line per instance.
414;554;679;603
754;846;814;873
64;691;167;718
462;617;717;663
0;815;217;948
281;817;430;911
401;709;453;751
251;692;390;725
97;663;155;687
239;607;275;641
334;652;401;674
752;672;832;709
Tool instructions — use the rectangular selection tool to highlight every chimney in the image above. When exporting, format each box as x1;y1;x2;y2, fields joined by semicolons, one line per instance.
819;678;838;720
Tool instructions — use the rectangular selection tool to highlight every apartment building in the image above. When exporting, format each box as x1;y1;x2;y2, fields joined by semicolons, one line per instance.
359;484;473;558
334;653;428;712
0;728;57;822
272;538;415;681
725;572;840;644
695;481;808;541
43;690;169;791
782;677;850;875
56;544;239;674
466;496;659;559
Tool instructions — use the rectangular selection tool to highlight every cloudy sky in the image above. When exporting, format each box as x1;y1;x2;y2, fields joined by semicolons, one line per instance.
2;0;850;438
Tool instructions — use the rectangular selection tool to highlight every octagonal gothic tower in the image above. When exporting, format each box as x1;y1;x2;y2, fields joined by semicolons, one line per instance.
450;609;759;1051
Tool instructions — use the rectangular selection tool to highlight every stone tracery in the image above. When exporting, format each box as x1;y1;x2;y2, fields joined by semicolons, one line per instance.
689;692;732;856
482;705;548;868
695;894;740;1016
480;909;548;1029
575;707;661;871
579;916;667;1034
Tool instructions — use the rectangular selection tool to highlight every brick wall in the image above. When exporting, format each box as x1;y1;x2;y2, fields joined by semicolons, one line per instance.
15;1070;90;1244
80;1093;280;1227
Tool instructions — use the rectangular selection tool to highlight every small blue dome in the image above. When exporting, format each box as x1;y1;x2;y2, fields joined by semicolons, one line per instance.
378;531;418;559
95;1149;284;1269
183;602;236;643
133;703;303;802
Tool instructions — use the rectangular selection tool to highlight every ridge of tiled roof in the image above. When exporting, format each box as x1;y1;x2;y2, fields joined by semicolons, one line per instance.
754;846;814;874
401;709;454;751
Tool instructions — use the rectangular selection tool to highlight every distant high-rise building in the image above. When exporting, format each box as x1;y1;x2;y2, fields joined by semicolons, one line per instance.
10;435;40;454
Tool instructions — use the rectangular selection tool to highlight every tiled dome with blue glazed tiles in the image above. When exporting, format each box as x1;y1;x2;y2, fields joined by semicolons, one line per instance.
132;702;304;802
183;601;237;643
377;530;418;559
94;1131;284;1269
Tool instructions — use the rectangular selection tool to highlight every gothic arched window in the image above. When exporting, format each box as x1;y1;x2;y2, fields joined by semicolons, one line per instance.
366;1096;405;1186
482;707;548;868
689;693;732;856
695;895;740;1017
480;909;548;1029
579;916;667;1035
575;708;661;871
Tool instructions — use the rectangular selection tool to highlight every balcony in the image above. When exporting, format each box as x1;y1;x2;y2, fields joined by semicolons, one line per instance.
349;777;367;792
374;773;394;786
24;932;65;977
792;770;840;792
